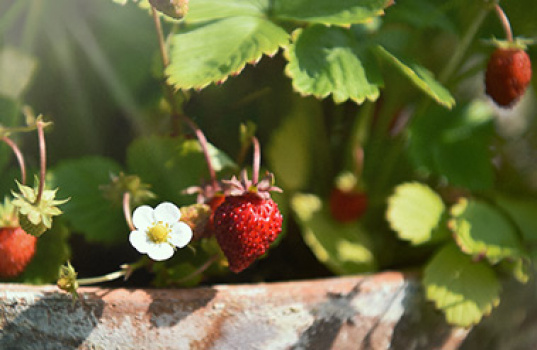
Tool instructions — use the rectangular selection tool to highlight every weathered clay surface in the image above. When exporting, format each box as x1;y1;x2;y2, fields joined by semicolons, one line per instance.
0;272;467;349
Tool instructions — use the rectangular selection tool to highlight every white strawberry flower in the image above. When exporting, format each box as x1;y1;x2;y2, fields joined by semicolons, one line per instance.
129;202;193;261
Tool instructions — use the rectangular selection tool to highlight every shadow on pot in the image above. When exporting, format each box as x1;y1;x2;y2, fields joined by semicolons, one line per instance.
0;291;104;349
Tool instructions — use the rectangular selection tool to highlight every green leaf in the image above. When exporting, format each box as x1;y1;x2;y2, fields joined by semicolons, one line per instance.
409;101;495;191
383;0;455;31
285;25;382;104
0;47;38;100
291;193;376;274
450;198;525;264
15;222;71;284
273;0;391;26
493;194;537;243
184;0;270;23
166;16;289;90
423;244;501;327
51;156;126;245
127;136;235;205
386;182;446;245
267;98;320;191
374;45;455;108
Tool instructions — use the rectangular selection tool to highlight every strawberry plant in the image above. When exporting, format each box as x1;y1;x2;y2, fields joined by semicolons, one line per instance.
1;0;537;330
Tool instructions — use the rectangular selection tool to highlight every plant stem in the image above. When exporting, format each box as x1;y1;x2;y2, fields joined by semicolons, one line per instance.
176;254;219;284
1;136;26;185
151;6;170;67
183;117;219;189
76;270;128;286
252;136;260;184
123;192;135;231
35;120;46;204
494;4;513;42
150;5;183;136
438;3;491;84
76;259;147;286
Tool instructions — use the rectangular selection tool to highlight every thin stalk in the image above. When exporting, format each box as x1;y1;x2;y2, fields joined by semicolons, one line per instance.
2;136;26;185
151;6;170;67
438;4;491;84
77;269;127;286
35;120;46;204
150;5;183;135
494;4;513;42
123;192;135;231
183;117;218;189
176;254;219;284
252;136;261;184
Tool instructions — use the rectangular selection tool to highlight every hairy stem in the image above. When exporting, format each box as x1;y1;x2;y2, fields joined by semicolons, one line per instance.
494;4;513;42
438;4;491;83
35;120;46;204
123;192;135;231
76;269;128;286
2;136;26;185
183;117;219;189
252;136;261;184
150;5;183;135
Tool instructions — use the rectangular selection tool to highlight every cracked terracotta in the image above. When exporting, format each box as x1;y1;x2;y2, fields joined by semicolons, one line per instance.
0;272;469;349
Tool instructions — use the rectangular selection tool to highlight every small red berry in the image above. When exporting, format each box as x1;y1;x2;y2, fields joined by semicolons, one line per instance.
214;192;283;273
485;48;532;107
329;188;368;223
0;227;37;278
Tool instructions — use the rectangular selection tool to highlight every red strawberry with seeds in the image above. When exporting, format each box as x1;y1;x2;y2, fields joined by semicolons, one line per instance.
214;172;283;273
0;226;37;278
485;47;532;107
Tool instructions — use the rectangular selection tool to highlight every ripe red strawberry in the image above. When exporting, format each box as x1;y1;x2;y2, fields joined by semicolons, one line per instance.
0;227;37;278
485;48;532;107
329;188;368;223
214;173;283;273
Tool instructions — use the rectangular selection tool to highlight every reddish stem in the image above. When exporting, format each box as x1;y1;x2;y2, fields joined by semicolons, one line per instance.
35;121;46;204
2;136;26;185
494;4;513;42
123;192;135;231
183;117;218;189
252;136;260;184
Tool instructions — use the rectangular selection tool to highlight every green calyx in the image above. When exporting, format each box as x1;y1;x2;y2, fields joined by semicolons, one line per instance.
57;261;79;301
11;180;69;237
0;197;18;227
484;37;534;51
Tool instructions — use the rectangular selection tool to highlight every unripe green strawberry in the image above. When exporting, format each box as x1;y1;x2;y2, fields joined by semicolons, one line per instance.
0;226;37;278
18;213;47;237
485;48;532;107
11;181;68;237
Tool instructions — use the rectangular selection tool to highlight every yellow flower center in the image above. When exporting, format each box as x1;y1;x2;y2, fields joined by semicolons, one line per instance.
147;222;170;244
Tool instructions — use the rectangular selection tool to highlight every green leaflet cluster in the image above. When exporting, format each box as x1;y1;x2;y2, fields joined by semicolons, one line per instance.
386;182;535;327
158;0;454;108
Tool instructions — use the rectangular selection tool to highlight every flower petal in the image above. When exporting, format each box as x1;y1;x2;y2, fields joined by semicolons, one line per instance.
129;230;151;253
132;205;155;230
168;222;193;248
147;243;175;261
154;202;182;224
